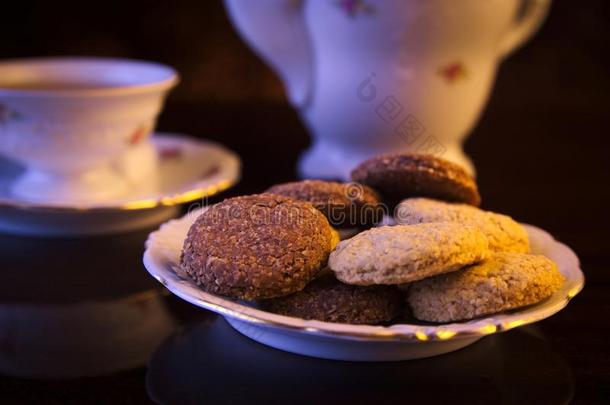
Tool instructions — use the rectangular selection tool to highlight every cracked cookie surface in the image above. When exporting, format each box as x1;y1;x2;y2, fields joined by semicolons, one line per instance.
261;274;402;324
266;180;383;228
395;198;529;253
328;222;490;285
351;153;481;206
407;252;564;322
181;194;337;300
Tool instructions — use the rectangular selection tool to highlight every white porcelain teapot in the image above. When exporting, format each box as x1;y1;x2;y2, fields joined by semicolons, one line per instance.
225;0;551;179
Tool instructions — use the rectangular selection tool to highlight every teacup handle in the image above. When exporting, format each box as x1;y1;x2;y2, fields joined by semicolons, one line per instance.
499;0;552;58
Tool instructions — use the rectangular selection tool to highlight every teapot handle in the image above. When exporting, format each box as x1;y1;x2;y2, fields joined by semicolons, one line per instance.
499;0;552;58
224;0;314;109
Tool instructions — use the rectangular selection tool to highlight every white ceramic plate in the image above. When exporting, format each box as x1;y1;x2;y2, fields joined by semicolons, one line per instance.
0;134;240;236
143;209;584;361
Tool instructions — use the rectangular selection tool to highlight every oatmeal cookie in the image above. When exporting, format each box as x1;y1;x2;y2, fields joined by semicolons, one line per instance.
351;153;480;206
407;252;564;322
261;274;402;324
328;222;490;285
266;180;384;227
181;194;337;300
395;198;529;252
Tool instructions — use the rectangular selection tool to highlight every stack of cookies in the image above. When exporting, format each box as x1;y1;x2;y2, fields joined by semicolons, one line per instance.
180;153;564;325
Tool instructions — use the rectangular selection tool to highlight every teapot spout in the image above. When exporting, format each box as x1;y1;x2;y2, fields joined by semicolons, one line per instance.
224;0;314;109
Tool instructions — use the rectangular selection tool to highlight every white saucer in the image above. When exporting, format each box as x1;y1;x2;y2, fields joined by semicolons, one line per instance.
0;134;241;236
143;209;584;362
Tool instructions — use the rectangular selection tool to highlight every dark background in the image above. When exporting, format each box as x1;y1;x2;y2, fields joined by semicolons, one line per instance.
1;0;607;235
0;0;609;403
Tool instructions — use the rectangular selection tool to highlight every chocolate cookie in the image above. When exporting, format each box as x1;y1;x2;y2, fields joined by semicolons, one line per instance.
407;252;564;322
395;198;529;253
261;274;402;324
351;153;481;206
329;222;491;285
180;194;337;300
266;180;384;227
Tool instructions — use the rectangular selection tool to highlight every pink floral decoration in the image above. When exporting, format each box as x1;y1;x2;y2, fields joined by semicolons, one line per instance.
0;104;17;124
336;0;374;17
159;146;183;160
438;62;468;84
201;165;220;179
128;126;148;145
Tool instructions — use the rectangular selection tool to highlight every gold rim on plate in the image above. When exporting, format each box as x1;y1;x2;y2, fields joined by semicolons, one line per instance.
143;210;585;343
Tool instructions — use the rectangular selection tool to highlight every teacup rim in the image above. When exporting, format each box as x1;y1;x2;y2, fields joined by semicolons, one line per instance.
0;56;179;98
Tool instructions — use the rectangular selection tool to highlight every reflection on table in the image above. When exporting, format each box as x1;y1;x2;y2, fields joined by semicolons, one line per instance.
147;315;574;404
0;228;179;379
0;290;176;379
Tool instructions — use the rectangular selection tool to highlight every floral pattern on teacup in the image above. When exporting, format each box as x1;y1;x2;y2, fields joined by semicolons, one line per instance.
336;0;374;17
159;146;183;160
0;104;19;125
438;62;468;84
128;125;149;146
201;164;220;179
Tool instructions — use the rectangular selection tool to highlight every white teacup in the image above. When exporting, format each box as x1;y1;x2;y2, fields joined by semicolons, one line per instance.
225;0;551;179
0;58;178;204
